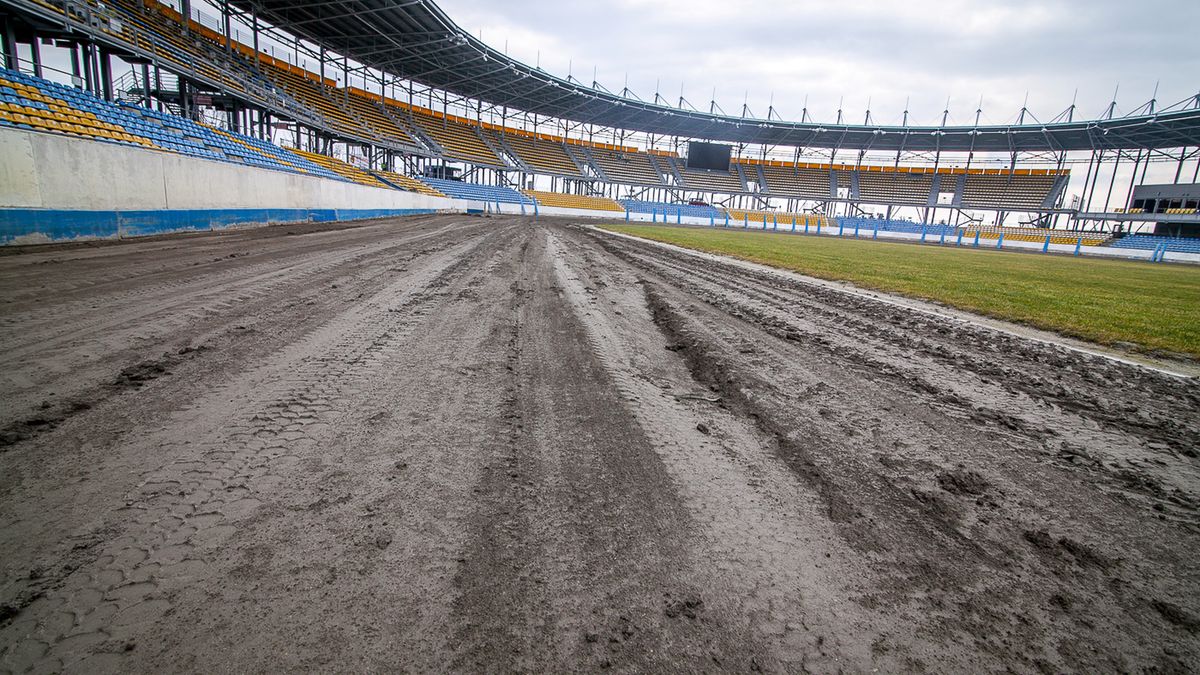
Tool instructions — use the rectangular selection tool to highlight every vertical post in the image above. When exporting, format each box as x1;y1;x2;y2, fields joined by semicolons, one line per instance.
99;49;113;101
773;213;778;231
939;229;946;245
996;232;1004;249
222;0;232;54
973;230;981;247
920;226;927;243
743;213;748;228
181;0;192;34
30;36;43;78
816;220;822;235
676;207;681;224
70;42;81;85
791;216;797;233
1043;235;1051;253
82;43;95;93
1;16;16;71
723;212;729;227
838;221;844;237
141;63;151;107
1074;237;1082;256
956;230;963;246
873;222;878;239
652;209;657;223
625;208;630;222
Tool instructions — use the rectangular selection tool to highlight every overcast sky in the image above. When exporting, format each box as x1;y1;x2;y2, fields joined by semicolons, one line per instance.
436;0;1199;128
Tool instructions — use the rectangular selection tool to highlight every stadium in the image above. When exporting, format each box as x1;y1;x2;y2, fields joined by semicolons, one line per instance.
0;0;1198;670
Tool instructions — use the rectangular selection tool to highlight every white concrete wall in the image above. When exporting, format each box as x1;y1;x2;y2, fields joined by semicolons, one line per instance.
0;127;465;213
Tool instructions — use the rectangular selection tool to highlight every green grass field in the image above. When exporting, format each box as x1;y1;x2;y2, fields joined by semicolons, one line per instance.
602;224;1200;359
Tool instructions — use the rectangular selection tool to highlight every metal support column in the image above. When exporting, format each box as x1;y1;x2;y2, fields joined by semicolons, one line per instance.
141;62;151;106
1;15;16;71
30;36;42;78
99;47;113;101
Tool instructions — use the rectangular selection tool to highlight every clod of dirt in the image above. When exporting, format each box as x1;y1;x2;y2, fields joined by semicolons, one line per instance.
664;343;687;352
937;469;990;496
664;595;704;619
114;361;168;388
696;423;711;435
0;603;18;626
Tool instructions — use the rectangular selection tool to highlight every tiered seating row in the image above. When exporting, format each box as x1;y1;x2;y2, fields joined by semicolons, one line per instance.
1109;235;1200;253
404;108;502;167
590;147;664;185
373;170;445;197
0;75;152;148
679;167;744;193
421;178;532;205
961;174;1058;210
857;171;933;205
962;225;1107;246
755;164;833;199
522;190;623;211
286;148;391;189
725;210;828;229
498;131;581;176
620;200;723;219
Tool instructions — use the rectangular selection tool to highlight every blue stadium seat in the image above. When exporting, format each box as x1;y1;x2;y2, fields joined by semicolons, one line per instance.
1110;234;1200;253
420;177;534;205
619;199;722;219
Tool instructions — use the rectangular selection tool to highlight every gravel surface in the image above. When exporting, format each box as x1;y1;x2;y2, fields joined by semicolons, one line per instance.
0;215;1197;673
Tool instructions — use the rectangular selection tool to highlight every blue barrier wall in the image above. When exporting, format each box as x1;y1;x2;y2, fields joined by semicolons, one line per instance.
0;207;440;244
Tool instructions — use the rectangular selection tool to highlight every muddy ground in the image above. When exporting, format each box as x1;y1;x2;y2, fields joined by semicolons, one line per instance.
0;215;1197;673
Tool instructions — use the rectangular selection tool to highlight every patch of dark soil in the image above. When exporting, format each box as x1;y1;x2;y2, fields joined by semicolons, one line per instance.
911;488;961;523
114;361;169;387
1150;599;1200;633
1023;530;1114;570
938;469;991;496
663;594;704;619
0;403;89;450
3;345;211;451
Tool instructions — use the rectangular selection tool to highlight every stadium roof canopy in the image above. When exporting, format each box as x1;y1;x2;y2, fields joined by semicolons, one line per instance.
235;0;1200;153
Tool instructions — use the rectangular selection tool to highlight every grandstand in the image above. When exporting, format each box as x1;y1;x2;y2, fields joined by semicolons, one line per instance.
0;0;1198;253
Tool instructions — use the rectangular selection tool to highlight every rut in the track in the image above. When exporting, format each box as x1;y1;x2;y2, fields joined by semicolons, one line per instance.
591;229;1200;513
570;226;1199;672
450;228;769;672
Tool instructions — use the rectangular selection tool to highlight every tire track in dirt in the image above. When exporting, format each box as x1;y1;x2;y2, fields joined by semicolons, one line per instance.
0;226;502;673
0;218;476;446
593;229;1200;517
449;227;767;672
576;224;1199;671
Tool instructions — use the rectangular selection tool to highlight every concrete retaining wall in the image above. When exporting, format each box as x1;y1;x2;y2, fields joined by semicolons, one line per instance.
0;128;466;243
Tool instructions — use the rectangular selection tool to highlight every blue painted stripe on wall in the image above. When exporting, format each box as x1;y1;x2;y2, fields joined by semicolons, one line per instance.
0;207;441;244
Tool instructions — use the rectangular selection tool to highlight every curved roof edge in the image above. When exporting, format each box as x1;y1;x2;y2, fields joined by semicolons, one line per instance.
238;0;1200;153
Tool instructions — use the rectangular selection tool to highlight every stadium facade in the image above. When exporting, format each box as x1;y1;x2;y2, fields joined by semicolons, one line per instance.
1;0;1199;241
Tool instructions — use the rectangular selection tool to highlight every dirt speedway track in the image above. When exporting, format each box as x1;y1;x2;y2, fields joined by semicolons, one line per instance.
0;214;1197;672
